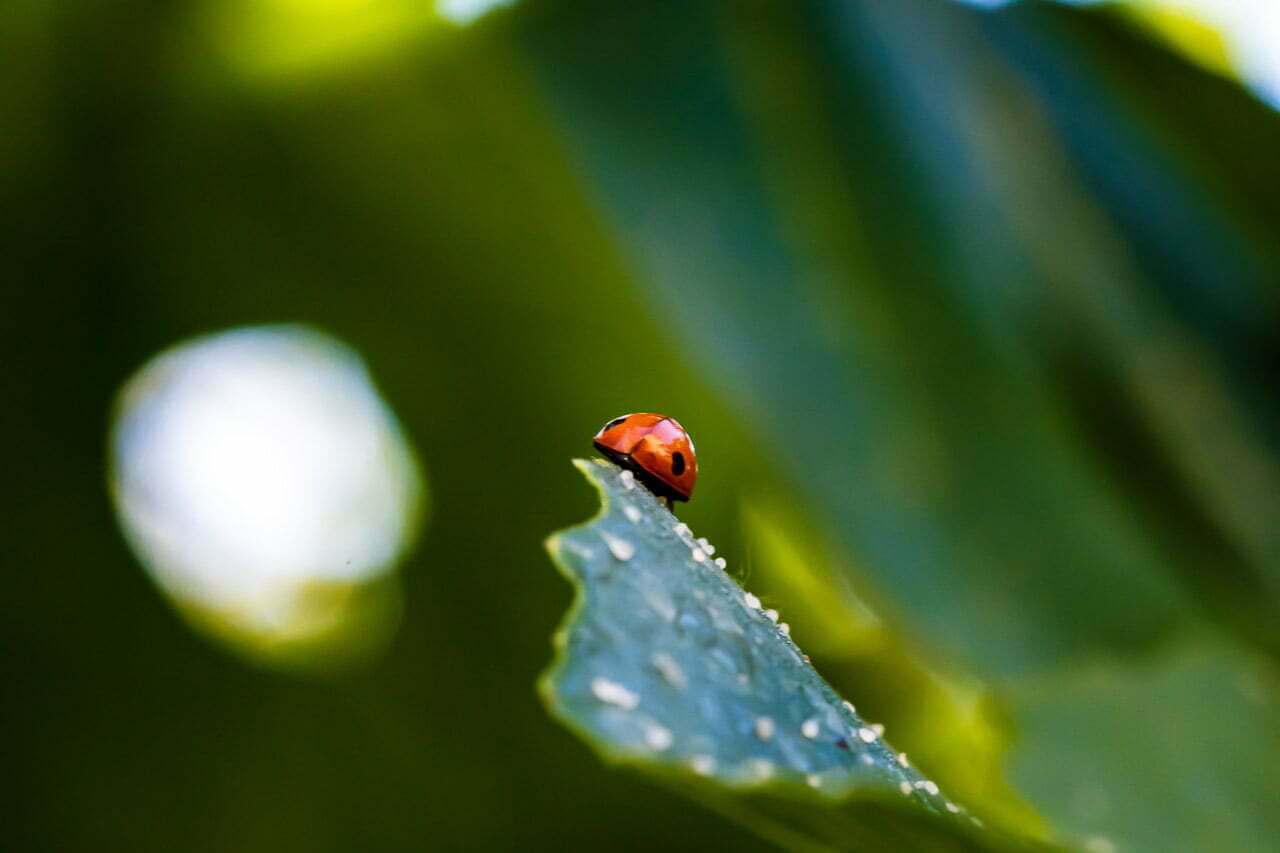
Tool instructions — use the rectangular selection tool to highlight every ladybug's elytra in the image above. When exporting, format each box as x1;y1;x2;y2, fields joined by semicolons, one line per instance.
593;413;697;504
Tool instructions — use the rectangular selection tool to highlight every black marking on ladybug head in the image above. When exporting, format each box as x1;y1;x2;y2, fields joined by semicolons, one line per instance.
604;416;628;431
671;451;686;476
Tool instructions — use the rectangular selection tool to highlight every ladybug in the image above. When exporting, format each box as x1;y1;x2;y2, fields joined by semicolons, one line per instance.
593;413;697;506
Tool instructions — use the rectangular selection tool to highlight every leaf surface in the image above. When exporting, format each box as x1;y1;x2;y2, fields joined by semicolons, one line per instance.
541;459;1039;852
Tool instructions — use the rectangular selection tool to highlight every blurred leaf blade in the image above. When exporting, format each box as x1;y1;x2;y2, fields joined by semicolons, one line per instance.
1007;640;1280;851
834;0;1280;650
512;0;1195;676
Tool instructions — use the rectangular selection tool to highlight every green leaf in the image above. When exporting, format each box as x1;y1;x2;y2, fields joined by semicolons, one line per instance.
1006;640;1280;852
512;0;1194;677
540;459;1035;852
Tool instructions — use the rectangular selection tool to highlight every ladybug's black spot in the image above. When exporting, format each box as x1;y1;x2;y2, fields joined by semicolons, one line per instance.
671;451;685;476
604;416;628;431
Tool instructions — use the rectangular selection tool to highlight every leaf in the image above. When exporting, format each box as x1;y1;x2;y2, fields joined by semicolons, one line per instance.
1006;640;1280;852
540;459;1036;852
511;0;1194;677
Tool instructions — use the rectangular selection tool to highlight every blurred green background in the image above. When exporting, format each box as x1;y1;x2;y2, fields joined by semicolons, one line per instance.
4;0;1279;850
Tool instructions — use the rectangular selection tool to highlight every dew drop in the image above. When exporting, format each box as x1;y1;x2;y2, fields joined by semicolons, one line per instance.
591;677;639;710
651;652;686;689
643;723;673;751
754;717;775;741
601;532;635;561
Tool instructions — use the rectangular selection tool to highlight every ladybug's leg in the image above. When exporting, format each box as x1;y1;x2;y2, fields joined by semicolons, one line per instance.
662;496;673;513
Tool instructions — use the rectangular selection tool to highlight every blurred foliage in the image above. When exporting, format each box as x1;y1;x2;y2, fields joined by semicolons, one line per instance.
1005;638;1280;852
3;0;1279;850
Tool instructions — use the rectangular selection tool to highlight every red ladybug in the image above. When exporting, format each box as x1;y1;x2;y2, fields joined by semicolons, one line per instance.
593;413;697;504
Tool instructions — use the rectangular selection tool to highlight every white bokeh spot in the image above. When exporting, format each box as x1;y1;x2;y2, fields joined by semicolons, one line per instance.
110;325;424;665
953;0;1280;111
436;0;517;25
